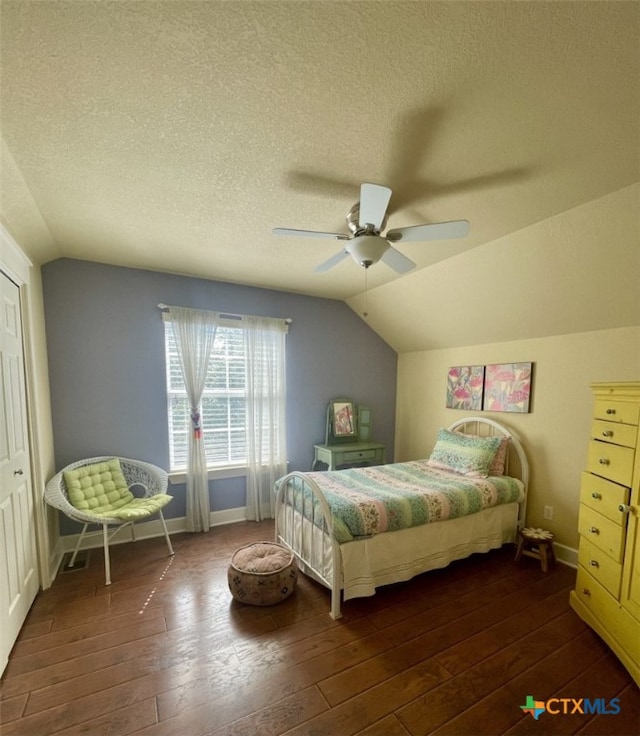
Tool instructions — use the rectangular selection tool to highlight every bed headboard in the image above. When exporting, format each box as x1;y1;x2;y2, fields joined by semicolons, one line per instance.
447;416;529;527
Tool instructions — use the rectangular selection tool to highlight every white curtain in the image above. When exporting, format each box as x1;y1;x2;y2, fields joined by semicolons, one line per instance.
244;316;288;521
169;306;220;532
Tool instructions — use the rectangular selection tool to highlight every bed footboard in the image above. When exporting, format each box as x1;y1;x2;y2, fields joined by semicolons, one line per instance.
274;471;343;619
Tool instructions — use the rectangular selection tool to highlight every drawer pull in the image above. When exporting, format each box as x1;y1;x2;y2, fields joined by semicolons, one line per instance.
601;430;613;437
589;559;599;567
605;408;616;415
591;492;602;500
589;526;600;535
598;458;610;465
581;588;591;596
618;504;632;514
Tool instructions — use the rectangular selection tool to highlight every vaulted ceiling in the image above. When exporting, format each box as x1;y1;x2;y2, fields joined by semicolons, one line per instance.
1;2;638;351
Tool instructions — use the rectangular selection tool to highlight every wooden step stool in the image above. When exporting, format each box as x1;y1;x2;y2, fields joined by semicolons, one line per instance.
515;527;556;573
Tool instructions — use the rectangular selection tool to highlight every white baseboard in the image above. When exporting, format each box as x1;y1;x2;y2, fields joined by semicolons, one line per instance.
55;507;250;563
208;507;248;528
553;541;578;568
49;539;66;584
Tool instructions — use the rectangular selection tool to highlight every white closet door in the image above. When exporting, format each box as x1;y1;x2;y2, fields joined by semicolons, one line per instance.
0;270;39;674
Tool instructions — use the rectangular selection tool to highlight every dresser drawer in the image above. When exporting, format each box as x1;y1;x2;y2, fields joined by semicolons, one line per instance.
590;419;638;449
578;505;626;562
574;567;640;666
580;472;630;524
578;537;623;598
593;399;640;426
586;440;635;486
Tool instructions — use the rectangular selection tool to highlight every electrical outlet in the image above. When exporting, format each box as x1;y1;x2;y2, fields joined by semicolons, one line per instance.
544;506;553;521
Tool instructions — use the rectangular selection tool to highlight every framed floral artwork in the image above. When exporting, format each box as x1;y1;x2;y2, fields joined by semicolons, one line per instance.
446;365;485;410
483;362;533;413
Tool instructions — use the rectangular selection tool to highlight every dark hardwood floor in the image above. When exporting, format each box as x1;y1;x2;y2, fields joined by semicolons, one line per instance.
1;521;638;735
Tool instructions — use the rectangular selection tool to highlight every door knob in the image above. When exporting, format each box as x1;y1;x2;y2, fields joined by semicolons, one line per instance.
14;469;23;476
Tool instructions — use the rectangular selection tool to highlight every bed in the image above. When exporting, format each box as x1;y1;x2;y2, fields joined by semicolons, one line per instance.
274;416;528;619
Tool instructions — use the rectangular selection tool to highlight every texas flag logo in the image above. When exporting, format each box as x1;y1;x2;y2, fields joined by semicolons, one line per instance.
520;695;546;720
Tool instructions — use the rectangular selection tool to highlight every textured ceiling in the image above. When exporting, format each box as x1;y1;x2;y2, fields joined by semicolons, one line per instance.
1;2;639;336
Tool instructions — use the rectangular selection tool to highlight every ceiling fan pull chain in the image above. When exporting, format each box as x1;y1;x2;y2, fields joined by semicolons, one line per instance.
363;267;369;318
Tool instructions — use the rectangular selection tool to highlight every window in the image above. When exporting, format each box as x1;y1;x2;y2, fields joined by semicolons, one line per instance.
164;316;287;473
165;321;248;470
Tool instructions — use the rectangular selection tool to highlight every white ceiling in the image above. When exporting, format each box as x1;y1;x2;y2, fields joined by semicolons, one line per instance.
1;2;638;349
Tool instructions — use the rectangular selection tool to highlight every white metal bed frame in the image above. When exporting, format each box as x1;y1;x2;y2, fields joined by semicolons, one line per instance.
274;416;528;619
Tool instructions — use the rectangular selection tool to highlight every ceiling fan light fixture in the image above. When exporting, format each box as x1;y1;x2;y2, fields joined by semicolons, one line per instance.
347;234;388;268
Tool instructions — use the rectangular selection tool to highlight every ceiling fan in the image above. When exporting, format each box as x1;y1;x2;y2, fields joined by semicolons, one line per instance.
273;182;469;273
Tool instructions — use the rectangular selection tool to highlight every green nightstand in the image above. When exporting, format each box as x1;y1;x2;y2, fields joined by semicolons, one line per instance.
313;398;384;470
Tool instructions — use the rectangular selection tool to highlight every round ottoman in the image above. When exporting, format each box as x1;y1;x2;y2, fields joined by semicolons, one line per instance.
228;541;298;606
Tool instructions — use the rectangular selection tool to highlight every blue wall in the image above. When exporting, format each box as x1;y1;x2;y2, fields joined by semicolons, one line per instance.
42;259;398;534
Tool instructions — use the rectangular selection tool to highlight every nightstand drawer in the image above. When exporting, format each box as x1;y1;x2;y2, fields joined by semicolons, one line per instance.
590;419;638;449
578;505;626;562
578;537;623;598
593;399;640;426
313;442;385;471
580;472;630;524
586;440;635;486
342;449;377;462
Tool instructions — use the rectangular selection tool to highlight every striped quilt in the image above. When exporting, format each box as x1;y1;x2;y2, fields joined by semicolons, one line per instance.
280;460;524;544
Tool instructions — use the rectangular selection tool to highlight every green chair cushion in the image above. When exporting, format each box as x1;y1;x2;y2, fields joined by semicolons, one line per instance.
97;494;173;521
63;459;172;520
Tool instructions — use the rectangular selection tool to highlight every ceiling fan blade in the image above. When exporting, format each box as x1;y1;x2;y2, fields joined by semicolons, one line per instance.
381;246;416;273
359;183;392;230
273;228;349;241
386;219;470;243
314;249;350;273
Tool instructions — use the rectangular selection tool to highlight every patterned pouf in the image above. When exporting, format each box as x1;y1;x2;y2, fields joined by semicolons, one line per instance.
228;541;298;606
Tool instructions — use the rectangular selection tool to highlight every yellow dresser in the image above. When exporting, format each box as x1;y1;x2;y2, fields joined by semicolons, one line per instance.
570;382;640;686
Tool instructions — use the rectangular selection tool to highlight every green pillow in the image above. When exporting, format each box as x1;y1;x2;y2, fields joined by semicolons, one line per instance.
64;459;134;514
64;459;173;520
427;428;502;478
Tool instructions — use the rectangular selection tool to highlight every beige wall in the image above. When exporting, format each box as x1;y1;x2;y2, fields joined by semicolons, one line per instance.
351;183;640;353
21;265;58;581
396;326;640;552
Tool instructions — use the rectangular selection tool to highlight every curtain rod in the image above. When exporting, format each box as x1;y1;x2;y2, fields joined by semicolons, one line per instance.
157;303;292;324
